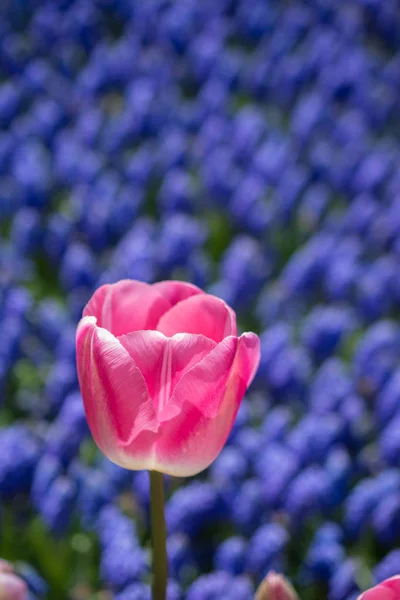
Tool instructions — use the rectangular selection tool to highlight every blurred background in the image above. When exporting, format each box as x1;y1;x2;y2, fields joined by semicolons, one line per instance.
1;0;400;599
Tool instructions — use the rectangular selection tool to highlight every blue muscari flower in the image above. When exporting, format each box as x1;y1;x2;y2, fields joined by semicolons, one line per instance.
301;532;345;582
10;208;42;256
342;194;378;236
252;135;294;187
167;533;197;583
186;572;254;600
373;549;400;583
231;107;266;164
158;168;194;213
74;467;117;528
115;580;182;600
34;300;68;350
29;98;66;143
231;478;265;535
325;447;352;508
274;164;309;224
157;213;207;273
43;213;73;265
344;470;400;539
11;141;52;208
300;305;357;362
287;414;345;466
261;344;311;403
114;582;150;600
356;257;397;322
379;415;400;466
298;183;331;233
372;492;400;544
166;482;226;536
284;466;330;524
254;443;298;508
246;523;288;581
0;425;39;499
323;247;361;303
328;559;360;600
99;458;132;493
97;504;149;590
45;392;88;466
18;563;49;598
233;427;264;463
100;544;149;592
74;106;103;148
3;286;32;320
132;470;150;510
39;475;77;535
290;92;324;145
31;454;62;509
260;407;292;442
309;358;353;414
102;218;156;285
353;320;400;397
229;174;272;235
97;504;138;549
184;250;213;290
0;81;21;125
44;360;77;415
210;235;271;310
280;233;335;296
214;536;248;576
106;184;144;240
209;446;248;489
376;369;400;427
60;241;98;293
257;323;291;378
200;145;239;205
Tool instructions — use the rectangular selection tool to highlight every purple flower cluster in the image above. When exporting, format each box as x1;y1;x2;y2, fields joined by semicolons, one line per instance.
1;0;400;598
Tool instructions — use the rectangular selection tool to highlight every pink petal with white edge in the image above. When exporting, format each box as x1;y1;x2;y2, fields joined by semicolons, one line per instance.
152;280;203;306
119;331;216;415
156;293;237;343
0;573;28;600
83;280;172;336
76;316;159;470
154;332;260;476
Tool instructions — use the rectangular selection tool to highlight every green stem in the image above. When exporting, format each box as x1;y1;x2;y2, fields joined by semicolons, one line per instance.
150;470;167;600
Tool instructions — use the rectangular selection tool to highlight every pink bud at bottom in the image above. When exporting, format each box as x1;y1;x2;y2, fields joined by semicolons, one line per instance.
0;573;28;600
255;572;300;600
0;562;13;575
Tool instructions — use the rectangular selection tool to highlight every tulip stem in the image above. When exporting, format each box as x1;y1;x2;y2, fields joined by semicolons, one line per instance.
150;470;167;600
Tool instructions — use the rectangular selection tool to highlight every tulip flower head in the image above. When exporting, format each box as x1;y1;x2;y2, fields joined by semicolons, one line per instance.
0;561;28;600
255;571;300;600
358;576;400;600
76;280;260;476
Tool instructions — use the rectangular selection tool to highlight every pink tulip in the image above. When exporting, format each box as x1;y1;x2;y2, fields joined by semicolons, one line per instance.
358;576;400;600
0;563;28;600
255;572;299;600
76;279;260;476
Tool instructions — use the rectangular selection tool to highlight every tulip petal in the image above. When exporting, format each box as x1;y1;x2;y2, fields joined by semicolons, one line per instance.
385;577;400;595
360;590;395;600
152;280;203;305
0;572;28;600
119;331;216;414
76;317;159;469
83;280;171;336
156;293;237;342
154;332;260;476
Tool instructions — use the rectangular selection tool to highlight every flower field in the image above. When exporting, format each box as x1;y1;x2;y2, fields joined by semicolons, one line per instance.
1;0;400;598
